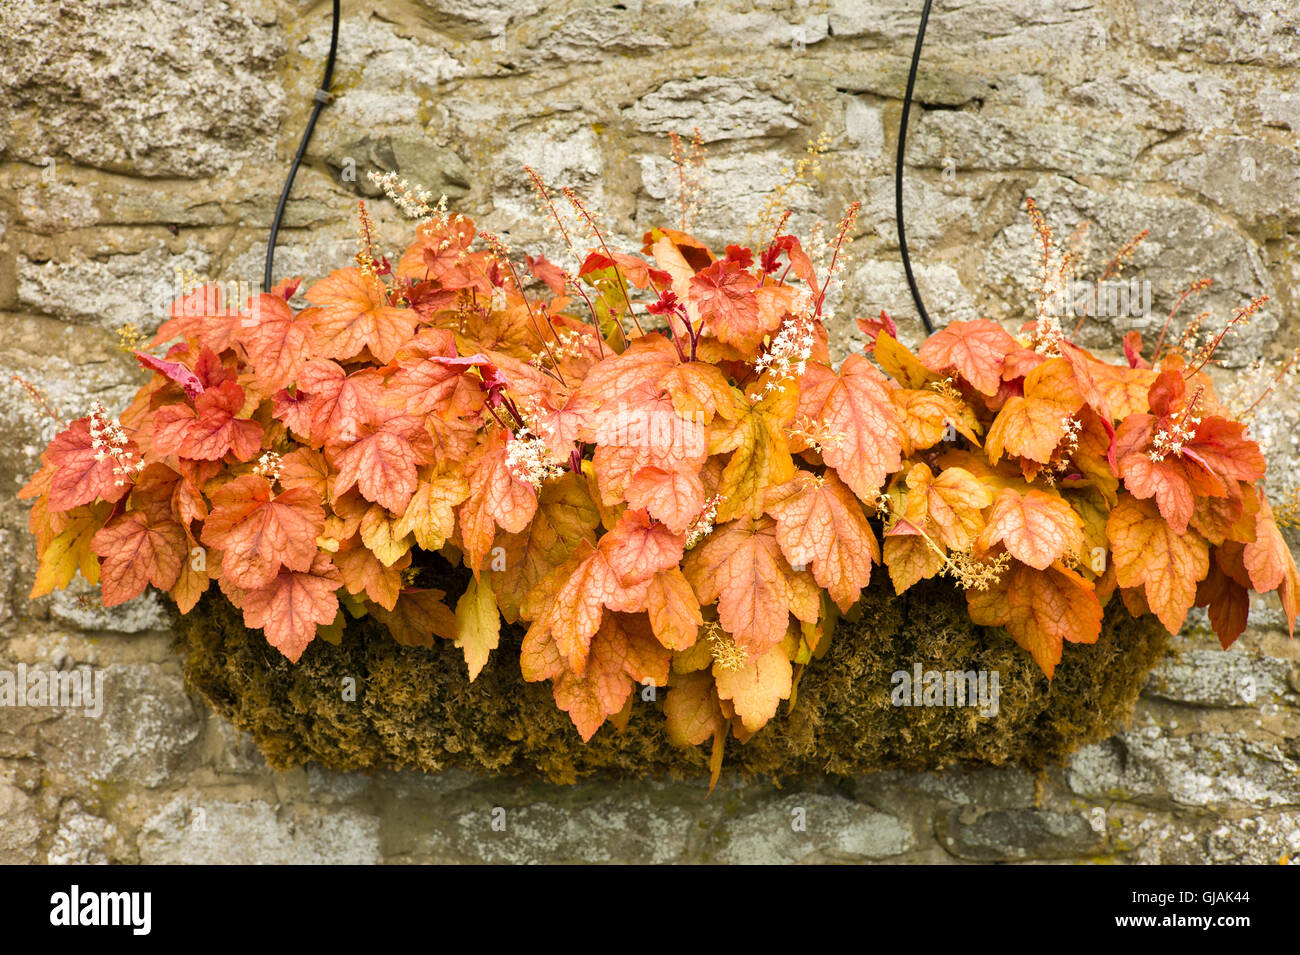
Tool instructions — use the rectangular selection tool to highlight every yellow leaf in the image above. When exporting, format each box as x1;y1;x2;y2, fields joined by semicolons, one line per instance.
30;505;106;598
874;331;937;389
714;384;797;522
455;575;501;681
359;504;414;567
713;641;793;733
393;473;469;550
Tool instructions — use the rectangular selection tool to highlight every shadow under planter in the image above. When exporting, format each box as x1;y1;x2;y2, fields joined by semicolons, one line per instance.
175;579;1170;783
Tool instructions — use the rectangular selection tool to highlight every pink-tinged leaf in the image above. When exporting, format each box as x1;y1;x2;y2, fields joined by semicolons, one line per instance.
135;351;205;399
332;428;422;514
624;466;705;536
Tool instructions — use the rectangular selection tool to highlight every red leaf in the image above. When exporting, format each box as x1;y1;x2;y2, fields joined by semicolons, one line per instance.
527;253;569;295
690;259;766;351
153;380;263;461
45;418;134;512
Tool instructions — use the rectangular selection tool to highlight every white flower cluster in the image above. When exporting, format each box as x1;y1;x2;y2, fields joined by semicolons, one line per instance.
253;450;283;483
367;170;448;222
505;428;564;490
1148;408;1201;463
685;494;722;550
753;292;816;394
88;401;143;487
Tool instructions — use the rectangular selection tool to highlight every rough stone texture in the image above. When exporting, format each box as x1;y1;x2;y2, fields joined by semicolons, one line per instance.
1;0;1298;864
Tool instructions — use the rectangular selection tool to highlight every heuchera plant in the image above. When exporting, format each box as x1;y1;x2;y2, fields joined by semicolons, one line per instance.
21;166;1299;777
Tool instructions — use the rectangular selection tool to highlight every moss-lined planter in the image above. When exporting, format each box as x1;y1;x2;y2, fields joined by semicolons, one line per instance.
176;578;1169;782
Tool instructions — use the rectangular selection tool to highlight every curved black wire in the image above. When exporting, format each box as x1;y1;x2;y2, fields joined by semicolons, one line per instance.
263;0;342;293
896;0;935;334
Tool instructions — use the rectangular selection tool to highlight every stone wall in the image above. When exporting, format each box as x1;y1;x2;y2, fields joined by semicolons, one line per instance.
1;0;1298;864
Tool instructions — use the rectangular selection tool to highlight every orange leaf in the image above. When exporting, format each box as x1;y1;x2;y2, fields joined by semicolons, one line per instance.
917;318;1021;396
241;552;343;662
883;523;945;594
569;333;680;422
1196;561;1249;650
644;567;703;650
601;508;685;586
458;431;540;573
683;515;808;652
891;387;981;456
1244;491;1295;595
91;504;187;606
44;417;134;512
664;670;726;747
625;466;705;536
243;294;316;393
305;267;420;363
491;472;599;623
796;355;904;502
153;380;263;462
333;537;409;611
200;474;325;590
874;331;937;389
552;614;669;741
589;395;708;507
294;360;384;445
713;641;793;733
522;541;648;676
1108;495;1210;632
392;472;469;550
766;470;879;612
967;560;1102;679
331;423;423;514
978;487;1084;570
370;589;458;647
150;283;244;354
985;358;1084;465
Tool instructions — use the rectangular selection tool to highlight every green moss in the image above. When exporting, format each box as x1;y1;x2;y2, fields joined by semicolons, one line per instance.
175;578;1169;782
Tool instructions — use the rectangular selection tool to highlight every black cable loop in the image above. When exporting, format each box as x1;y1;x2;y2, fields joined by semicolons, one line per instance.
264;0;342;293
896;0;936;335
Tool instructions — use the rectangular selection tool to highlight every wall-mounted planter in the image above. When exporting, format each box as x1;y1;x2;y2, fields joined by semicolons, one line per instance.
178;577;1169;782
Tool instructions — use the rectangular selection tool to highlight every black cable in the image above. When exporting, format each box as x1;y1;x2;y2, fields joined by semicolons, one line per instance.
263;0;342;293
896;0;936;334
